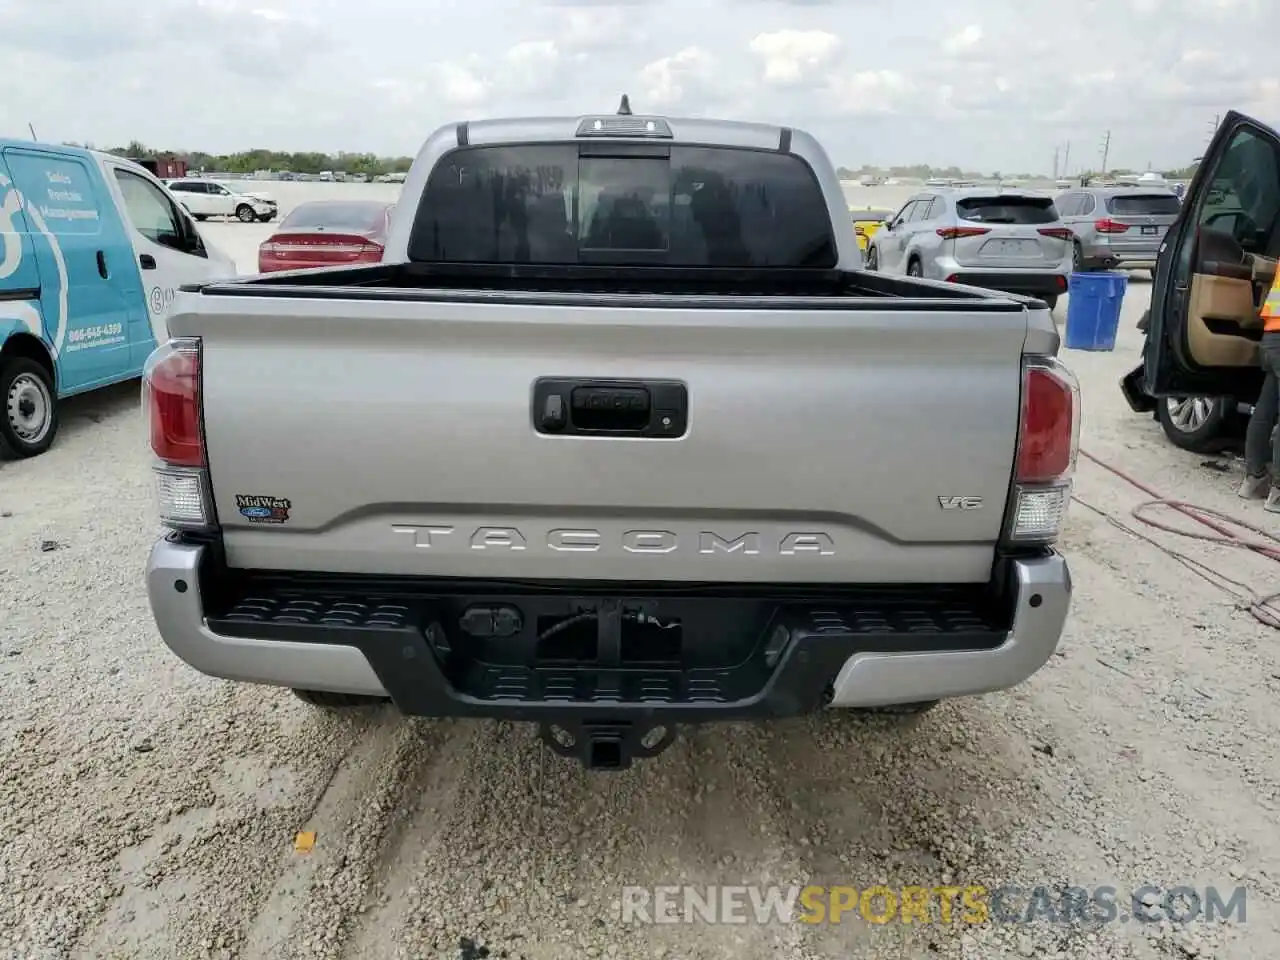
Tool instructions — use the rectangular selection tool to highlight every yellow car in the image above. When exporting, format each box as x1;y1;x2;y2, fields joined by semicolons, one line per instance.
851;208;893;253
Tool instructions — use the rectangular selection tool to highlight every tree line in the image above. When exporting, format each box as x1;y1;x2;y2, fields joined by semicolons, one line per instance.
838;162;1200;182
60;141;1200;182
62;140;416;177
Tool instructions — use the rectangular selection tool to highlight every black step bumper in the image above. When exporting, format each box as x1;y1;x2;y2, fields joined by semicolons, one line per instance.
147;538;1072;724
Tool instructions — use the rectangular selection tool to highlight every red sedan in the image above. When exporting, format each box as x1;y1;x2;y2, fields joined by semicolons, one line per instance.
257;200;393;273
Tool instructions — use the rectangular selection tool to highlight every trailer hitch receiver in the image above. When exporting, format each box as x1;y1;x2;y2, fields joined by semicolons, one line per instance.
540;721;678;770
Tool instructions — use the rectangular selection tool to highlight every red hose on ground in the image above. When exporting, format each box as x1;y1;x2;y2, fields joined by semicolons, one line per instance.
1080;449;1280;563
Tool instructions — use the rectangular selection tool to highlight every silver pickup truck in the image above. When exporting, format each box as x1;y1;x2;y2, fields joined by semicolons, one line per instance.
143;104;1077;770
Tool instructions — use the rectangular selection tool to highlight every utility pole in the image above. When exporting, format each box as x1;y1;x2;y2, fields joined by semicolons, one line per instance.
1206;114;1219;145
27;122;37;141
1062;141;1071;179
1052;146;1059;181
1099;130;1111;176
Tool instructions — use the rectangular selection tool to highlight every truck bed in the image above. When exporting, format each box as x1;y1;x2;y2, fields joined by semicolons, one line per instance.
170;264;1033;586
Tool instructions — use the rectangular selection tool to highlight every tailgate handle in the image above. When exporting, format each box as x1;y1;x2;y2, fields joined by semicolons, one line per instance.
571;386;650;430
533;379;687;438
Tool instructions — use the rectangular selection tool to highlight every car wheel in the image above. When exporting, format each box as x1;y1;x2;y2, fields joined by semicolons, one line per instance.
0;356;59;459
292;689;389;709
907;258;922;278
1072;241;1087;272
194;214;208;222
865;246;878;271
236;204;256;223
1157;396;1231;452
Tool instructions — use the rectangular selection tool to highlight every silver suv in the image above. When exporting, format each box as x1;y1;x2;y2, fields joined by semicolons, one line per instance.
1054;186;1181;275
865;188;1073;308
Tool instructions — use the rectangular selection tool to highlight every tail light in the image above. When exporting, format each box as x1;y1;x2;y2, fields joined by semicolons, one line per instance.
1094;218;1129;234
1054;275;1067;291
142;339;214;529
259;233;385;271
1037;227;1073;240
1004;357;1080;544
937;227;991;240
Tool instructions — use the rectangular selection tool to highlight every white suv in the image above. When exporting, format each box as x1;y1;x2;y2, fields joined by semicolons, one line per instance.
163;177;278;223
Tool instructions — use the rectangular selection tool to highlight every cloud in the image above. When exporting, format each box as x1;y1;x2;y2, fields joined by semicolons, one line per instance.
0;0;1274;173
553;6;650;51
941;24;983;57
638;47;720;108
497;41;565;98
749;29;843;87
825;69;916;115
429;60;492;108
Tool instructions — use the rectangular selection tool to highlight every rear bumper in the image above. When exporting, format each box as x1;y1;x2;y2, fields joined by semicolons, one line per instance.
1082;241;1160;270
148;538;1072;717
945;270;1069;298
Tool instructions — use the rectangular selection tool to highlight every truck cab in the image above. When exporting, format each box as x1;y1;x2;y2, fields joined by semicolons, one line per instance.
0;140;236;457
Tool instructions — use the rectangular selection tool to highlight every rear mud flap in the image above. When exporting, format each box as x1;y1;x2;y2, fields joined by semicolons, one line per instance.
1120;363;1156;413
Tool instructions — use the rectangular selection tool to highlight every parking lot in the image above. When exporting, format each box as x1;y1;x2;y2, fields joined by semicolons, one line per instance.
1;190;1278;960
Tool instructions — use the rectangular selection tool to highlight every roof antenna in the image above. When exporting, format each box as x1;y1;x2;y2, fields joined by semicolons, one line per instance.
617;94;633;116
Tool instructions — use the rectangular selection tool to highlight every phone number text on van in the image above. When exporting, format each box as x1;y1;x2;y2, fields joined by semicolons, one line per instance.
65;323;125;352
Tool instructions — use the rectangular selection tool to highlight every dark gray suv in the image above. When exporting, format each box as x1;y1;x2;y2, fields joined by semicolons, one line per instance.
1055;186;1181;275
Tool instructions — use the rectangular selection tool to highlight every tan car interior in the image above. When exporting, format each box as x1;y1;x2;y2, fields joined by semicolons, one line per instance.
1186;225;1271;367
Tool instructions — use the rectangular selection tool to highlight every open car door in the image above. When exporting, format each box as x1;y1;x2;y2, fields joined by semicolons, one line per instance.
1145;110;1273;399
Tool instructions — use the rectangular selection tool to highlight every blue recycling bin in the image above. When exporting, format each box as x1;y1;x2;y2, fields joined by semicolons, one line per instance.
1064;272;1128;351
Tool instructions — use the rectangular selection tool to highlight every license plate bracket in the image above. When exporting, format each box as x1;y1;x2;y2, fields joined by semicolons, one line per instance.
1141;225;1158;235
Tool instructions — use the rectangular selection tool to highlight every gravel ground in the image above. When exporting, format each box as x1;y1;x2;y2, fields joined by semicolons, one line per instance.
2;271;1278;960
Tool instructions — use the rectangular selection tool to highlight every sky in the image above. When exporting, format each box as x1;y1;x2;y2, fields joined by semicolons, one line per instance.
0;0;1274;173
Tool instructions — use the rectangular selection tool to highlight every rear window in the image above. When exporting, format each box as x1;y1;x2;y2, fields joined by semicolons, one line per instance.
408;144;836;267
956;196;1058;225
281;202;389;231
1105;193;1181;216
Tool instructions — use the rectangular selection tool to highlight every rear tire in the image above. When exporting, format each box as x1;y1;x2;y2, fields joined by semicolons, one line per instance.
236;204;256;223
1072;241;1087;272
906;258;922;278
1157;396;1231;452
0;356;58;459
292;689;389;710
194;214;208;222
865;246;878;271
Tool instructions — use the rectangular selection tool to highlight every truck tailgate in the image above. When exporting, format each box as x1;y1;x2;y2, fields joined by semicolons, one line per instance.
183;294;1027;584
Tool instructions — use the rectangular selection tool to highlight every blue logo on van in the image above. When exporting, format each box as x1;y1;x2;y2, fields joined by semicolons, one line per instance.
240;505;273;519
